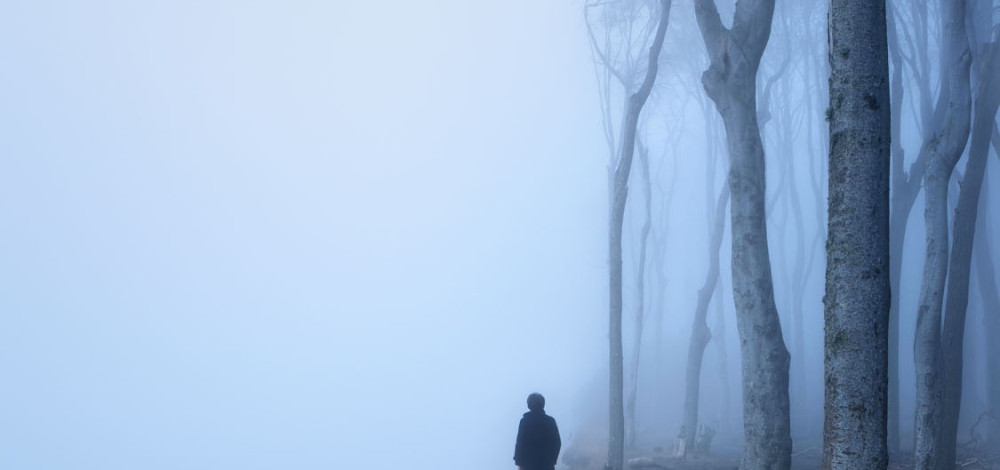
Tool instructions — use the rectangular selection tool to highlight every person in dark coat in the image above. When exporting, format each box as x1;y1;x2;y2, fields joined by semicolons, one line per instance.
514;393;561;470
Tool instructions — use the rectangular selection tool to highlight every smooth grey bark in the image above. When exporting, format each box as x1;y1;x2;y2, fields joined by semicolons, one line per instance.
976;167;1000;450
605;3;670;469
912;1;973;468
625;138;653;449
682;182;730;451
692;1;791;468
938;41;1000;470
822;1;891;469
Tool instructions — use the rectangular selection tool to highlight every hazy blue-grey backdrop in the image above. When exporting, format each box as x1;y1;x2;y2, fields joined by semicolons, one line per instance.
1;1;610;468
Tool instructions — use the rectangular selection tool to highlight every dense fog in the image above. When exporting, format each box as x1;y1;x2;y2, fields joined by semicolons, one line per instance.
2;1;998;470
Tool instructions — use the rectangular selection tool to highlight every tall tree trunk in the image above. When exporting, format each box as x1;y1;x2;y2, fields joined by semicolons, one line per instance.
886;0;940;452
938;43;1000;470
822;1;891;469
626;138;654;449
912;2;973;468
692;1;791;468
682;183;730;451
606;4;670;469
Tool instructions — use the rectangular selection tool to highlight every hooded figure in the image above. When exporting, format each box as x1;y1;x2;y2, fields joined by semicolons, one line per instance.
513;393;561;470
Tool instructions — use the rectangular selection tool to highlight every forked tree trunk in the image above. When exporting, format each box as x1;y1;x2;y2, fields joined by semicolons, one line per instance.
912;2;973;468
886;0;940;453
692;1;791;468
938;43;1000;470
822;1;891;468
606;3;671;469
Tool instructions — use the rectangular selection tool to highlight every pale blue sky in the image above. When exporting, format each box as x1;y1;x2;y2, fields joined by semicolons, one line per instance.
0;1;610;468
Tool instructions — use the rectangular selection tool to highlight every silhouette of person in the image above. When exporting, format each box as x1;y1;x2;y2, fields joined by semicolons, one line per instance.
514;393;561;470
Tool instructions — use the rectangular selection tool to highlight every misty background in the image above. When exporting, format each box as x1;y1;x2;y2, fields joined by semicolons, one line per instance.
1;1;611;468
2;0;999;469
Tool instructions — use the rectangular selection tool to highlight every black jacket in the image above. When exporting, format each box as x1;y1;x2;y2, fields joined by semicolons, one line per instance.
513;410;561;470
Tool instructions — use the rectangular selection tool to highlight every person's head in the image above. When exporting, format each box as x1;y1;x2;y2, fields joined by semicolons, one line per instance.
527;393;545;412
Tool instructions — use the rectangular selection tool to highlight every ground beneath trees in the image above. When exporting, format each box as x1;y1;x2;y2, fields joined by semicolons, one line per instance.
886;452;1000;470
564;447;1000;470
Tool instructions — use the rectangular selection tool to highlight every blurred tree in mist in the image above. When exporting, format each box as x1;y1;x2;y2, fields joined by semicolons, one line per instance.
910;1;972;468
575;0;1000;467
937;1;1000;466
881;0;999;467
884;0;936;450
584;1;672;469
847;1;1000;465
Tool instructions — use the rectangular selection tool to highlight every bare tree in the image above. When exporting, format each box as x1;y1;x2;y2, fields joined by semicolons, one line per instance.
589;1;672;468
585;0;663;457
912;1;973;468
692;1;791;468
884;0;958;453
822;1;891;469
938;14;1000;466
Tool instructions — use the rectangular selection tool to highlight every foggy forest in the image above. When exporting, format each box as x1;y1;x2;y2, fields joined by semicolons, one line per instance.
1;0;999;469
